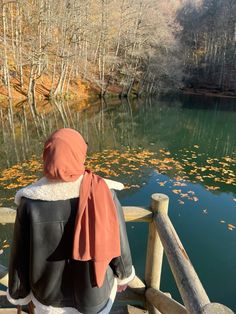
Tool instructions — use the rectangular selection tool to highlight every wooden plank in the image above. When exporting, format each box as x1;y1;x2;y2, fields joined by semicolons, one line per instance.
116;276;145;303
122;207;153;222
116;287;145;303
0;207;153;224
146;287;187;314
128;275;145;294
0;208;16;224
127;305;148;314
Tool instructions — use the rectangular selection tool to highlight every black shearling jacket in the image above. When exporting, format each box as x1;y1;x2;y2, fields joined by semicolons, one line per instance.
8;189;133;313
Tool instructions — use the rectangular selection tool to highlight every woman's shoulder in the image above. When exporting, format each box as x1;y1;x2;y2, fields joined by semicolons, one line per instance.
15;177;83;205
15;176;124;205
103;178;124;191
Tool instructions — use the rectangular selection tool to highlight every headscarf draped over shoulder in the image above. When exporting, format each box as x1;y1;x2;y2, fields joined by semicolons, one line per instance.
43;128;121;287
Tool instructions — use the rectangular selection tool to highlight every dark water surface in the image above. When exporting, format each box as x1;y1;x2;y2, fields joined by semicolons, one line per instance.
0;95;235;310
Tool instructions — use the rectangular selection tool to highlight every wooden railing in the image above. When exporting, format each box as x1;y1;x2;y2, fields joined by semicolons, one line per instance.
0;194;234;313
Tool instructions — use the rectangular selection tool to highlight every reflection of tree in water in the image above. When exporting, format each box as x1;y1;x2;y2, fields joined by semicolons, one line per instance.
0;95;235;205
0;95;235;171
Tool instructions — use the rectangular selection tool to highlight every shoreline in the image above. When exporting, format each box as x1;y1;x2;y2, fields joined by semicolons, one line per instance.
181;88;236;99
1;83;236;108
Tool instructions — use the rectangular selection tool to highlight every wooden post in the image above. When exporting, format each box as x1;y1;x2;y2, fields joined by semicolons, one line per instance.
145;193;169;314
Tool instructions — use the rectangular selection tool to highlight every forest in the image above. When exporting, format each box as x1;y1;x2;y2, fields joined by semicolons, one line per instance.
0;0;236;104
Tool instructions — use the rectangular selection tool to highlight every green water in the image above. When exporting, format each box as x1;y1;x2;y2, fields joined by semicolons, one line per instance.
0;95;236;310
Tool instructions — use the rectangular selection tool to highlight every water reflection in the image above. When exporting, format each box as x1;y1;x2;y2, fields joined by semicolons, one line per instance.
0;96;235;178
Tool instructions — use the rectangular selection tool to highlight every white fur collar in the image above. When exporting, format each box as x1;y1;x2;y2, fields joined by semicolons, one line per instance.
15;176;124;205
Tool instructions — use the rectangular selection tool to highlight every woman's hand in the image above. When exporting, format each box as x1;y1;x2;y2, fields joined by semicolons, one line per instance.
117;284;128;292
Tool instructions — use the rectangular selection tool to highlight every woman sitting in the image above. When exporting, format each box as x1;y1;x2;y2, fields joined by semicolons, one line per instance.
7;128;135;313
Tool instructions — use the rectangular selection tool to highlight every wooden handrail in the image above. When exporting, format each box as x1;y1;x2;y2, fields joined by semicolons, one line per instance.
0;206;153;224
147;194;233;314
122;206;153;222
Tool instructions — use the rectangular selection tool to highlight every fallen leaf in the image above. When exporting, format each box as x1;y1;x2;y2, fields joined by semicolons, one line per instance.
172;189;181;194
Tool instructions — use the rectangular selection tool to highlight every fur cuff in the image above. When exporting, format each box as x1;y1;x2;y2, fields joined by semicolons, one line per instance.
117;266;135;286
6;289;31;305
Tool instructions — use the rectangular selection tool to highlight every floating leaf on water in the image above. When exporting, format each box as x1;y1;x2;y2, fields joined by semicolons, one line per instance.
172;189;181;194
0;249;3;255
205;185;220;191
223;157;235;162
228;224;235;229
195;175;204;182
220;220;226;223
188;191;195;195
194;145;199;148
178;200;184;205
173;182;187;187
193;196;199;202
203;209;208;214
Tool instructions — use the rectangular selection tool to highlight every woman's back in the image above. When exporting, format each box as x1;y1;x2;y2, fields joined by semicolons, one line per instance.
7;129;135;314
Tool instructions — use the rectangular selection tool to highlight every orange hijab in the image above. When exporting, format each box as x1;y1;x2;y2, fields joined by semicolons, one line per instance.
43;128;121;287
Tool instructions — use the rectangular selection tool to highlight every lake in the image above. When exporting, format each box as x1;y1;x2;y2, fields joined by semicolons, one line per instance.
0;94;235;310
